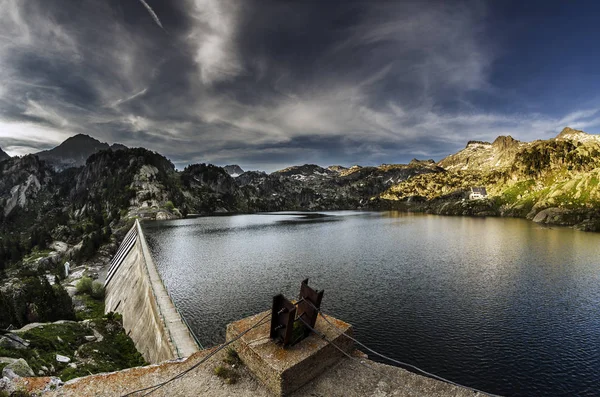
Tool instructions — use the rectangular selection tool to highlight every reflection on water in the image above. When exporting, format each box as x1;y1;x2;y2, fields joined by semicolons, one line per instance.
144;212;600;397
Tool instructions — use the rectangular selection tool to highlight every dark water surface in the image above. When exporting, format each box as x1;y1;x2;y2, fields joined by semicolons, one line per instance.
144;211;600;396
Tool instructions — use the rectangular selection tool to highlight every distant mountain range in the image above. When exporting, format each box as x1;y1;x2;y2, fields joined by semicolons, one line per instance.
3;127;600;252
378;127;600;230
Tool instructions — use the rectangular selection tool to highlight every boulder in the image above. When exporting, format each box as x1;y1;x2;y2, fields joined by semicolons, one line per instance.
0;358;17;366
56;354;71;363
2;358;34;378
532;207;587;226
0;376;17;394
0;334;28;350
50;241;69;253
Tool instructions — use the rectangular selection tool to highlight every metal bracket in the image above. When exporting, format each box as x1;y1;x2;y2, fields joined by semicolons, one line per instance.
270;279;325;346
297;278;324;338
270;294;297;346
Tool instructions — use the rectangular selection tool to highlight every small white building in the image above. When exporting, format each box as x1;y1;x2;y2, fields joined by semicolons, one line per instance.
469;187;488;200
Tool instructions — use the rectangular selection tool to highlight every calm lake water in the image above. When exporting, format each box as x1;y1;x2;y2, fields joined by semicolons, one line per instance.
144;211;600;396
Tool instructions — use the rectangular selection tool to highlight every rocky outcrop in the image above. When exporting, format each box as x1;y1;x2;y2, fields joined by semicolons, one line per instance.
492;135;519;150
223;165;244;176
0;155;53;217
555;127;591;141
438;135;524;172
2;358;34;378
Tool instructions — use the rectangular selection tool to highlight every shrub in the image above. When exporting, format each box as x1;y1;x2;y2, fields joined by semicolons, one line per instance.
214;366;238;384
223;348;241;366
76;277;93;295
90;282;105;300
165;200;175;212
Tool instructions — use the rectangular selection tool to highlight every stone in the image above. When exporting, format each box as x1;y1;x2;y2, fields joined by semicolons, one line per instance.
50;241;69;253
43;377;63;393
92;329;104;343
56;354;71;363
69;363;77;369
226;310;354;397
2;358;34;378
84;335;97;342
57;336;64;343
2;369;18;380
0;334;28;350
0;376;16;394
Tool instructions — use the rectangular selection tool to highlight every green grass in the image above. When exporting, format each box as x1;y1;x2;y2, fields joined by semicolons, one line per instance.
76;277;93;294
23;249;53;263
500;180;535;204
0;314;146;382
76;294;105;321
0;322;90;376
59;316;146;381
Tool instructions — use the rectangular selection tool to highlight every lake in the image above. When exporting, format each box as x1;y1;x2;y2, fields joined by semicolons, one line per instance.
144;211;600;396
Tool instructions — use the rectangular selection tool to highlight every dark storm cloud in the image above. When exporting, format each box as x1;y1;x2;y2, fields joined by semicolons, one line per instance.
2;0;600;170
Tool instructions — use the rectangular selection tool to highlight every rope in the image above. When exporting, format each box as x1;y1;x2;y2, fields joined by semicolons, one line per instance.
120;312;270;397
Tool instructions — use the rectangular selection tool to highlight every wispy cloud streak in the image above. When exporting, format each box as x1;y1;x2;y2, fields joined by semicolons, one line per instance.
137;0;165;30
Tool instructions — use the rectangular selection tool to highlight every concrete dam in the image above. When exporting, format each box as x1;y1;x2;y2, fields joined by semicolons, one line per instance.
103;220;199;364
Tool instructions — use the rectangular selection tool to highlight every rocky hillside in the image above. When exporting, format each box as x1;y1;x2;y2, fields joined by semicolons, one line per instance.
438;135;524;171
0;155;53;218
378;127;600;230
36;134;126;171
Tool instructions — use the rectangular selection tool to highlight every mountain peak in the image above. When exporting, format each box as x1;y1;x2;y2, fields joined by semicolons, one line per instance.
223;165;244;176
465;140;491;148
556;127;587;139
492;135;519;150
64;133;101;143
36;134;113;170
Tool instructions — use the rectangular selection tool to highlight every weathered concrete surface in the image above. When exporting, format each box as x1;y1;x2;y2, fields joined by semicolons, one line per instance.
227;311;354;396
35;346;490;396
104;220;198;363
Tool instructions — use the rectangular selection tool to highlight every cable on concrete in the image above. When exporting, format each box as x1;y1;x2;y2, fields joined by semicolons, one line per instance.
295;314;425;397
302;300;500;397
121;312;271;397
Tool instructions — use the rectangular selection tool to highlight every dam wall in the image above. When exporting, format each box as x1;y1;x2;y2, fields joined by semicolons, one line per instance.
104;219;199;364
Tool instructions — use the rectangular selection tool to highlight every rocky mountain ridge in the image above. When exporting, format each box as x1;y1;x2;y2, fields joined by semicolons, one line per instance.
3;127;600;275
378;127;600;230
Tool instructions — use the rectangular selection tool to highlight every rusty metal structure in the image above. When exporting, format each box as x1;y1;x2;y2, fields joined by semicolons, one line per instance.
270;279;324;347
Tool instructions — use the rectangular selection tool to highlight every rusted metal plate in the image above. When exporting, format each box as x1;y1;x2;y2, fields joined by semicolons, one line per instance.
297;278;324;338
270;294;297;346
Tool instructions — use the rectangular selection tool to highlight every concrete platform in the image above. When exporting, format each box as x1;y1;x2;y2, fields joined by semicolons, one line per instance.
226;310;354;396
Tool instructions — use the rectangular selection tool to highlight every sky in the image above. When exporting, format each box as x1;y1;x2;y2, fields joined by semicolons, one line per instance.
2;0;600;171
